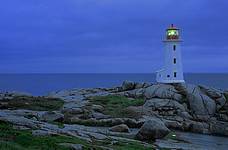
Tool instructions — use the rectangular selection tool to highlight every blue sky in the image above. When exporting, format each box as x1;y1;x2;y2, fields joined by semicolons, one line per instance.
0;0;228;73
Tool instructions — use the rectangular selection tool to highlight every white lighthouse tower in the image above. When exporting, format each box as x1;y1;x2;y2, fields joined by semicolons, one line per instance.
156;24;185;83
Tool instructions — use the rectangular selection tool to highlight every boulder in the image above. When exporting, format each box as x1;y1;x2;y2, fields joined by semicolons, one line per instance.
0;112;40;129
163;119;183;130
185;84;216;120
189;122;210;134
84;91;110;98
217;114;228;122
178;111;193;119
199;85;223;99
122;81;135;91
209;121;228;136
92;111;111;120
62;101;89;110
144;84;183;102
123;106;143;119
135;83;145;89
136;118;170;140
41;111;64;122
134;88;145;98
118;88;145;98
135;82;152;89
109;124;130;133
198;85;226;110
48;89;85;102
85;132;108;140
143;98;186;116
62;107;83;114
99;118;125;127
187;93;216;120
215;95;227;110
69;118;141;128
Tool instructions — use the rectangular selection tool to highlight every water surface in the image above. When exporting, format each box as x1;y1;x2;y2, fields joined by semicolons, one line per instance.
0;73;227;95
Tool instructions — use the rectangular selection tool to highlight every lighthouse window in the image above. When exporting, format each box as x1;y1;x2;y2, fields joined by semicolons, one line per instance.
173;45;176;50
174;58;176;64
174;72;177;77
167;75;170;78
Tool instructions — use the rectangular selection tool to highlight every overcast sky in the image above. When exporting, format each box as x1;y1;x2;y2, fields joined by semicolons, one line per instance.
0;0;228;73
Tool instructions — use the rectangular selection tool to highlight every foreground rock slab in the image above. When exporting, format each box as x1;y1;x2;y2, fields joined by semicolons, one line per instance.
136;117;170;140
109;124;130;133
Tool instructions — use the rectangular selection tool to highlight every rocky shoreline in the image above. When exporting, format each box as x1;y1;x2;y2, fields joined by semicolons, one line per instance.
0;81;228;149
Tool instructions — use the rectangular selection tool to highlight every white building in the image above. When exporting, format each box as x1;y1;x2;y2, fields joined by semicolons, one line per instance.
156;24;185;83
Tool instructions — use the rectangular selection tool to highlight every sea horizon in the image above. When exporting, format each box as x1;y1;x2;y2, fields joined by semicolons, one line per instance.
0;73;227;96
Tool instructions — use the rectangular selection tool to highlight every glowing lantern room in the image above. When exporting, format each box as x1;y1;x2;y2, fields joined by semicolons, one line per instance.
166;24;180;40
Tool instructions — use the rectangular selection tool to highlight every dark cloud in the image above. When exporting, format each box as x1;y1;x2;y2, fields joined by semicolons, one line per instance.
0;0;227;73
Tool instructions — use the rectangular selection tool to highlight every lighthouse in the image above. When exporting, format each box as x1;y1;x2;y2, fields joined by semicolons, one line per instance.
156;24;185;83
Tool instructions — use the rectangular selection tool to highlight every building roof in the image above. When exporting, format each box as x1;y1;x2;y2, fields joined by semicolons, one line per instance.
166;24;179;30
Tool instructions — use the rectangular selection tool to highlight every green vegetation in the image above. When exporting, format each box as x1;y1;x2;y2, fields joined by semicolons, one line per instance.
0;121;155;150
0;96;64;111
89;95;145;118
0;121;89;150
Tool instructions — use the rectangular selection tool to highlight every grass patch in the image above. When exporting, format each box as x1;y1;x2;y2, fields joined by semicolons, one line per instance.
0;96;64;111
0;121;87;150
0;121;155;150
89;95;145;118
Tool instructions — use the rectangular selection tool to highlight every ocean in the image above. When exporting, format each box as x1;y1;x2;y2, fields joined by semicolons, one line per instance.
0;73;227;96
